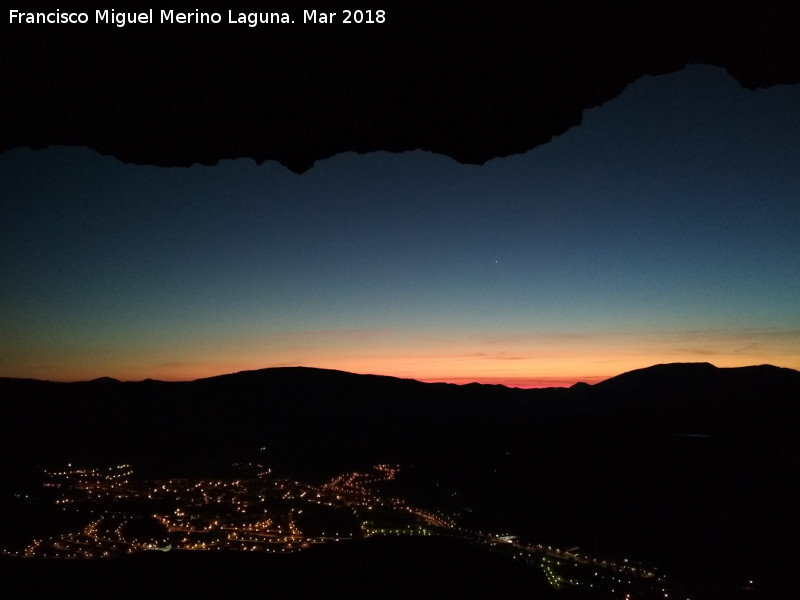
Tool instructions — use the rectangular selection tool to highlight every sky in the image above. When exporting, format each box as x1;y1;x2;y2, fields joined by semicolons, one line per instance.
1;65;798;386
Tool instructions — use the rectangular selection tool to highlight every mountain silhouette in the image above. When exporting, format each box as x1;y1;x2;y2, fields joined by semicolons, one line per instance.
1;363;797;595
597;361;800;395
2;362;798;470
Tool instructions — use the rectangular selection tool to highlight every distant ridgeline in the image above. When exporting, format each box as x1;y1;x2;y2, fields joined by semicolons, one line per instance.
1;363;797;472
1;363;798;597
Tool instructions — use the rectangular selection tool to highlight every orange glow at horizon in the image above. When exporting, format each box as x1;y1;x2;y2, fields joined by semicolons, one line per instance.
3;324;798;385
417;375;610;389
5;329;797;388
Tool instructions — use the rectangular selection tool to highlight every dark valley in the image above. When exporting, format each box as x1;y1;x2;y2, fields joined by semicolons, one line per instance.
1;363;797;598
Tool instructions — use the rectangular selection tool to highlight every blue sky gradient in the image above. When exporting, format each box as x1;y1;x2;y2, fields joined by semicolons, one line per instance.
1;65;798;384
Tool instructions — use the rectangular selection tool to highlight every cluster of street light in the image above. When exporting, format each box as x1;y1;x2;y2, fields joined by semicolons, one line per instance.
6;460;684;597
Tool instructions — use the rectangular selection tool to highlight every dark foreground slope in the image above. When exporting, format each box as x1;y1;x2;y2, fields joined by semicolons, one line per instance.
1;363;798;597
0;537;568;600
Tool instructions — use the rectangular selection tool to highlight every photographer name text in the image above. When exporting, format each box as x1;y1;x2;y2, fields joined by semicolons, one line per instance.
8;8;387;27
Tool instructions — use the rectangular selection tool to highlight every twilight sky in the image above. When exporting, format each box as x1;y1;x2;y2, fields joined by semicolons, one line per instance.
1;65;798;386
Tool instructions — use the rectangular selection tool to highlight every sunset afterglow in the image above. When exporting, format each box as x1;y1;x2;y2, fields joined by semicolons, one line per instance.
2;66;798;386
